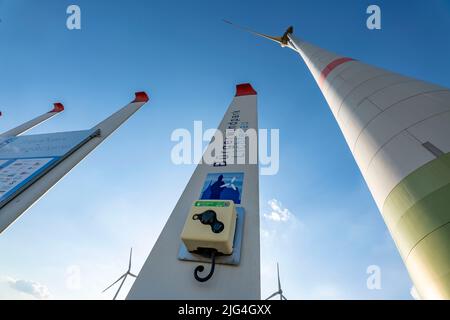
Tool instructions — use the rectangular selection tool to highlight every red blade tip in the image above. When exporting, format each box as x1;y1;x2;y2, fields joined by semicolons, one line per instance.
51;103;65;113
236;83;257;97
133;91;149;103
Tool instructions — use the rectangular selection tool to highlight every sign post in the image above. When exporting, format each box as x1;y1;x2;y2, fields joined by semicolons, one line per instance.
0;92;149;234
127;84;260;300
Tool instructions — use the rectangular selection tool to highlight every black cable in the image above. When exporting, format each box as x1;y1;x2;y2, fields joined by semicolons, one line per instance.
194;250;217;282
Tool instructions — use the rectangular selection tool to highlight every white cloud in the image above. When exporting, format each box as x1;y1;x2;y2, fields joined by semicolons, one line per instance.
264;199;293;222
0;276;51;300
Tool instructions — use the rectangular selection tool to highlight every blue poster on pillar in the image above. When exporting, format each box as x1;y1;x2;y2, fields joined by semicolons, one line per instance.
200;172;244;205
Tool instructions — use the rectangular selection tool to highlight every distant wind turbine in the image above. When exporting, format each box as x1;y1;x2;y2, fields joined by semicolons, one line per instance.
103;248;137;300
266;263;287;300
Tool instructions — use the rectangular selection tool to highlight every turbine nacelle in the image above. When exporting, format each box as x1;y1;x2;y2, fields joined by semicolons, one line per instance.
223;20;294;48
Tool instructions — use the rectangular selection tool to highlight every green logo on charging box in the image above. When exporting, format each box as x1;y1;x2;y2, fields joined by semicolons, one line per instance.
194;201;230;207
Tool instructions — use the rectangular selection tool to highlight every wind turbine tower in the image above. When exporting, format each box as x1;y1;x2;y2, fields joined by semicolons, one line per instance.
103;248;137;300
266;263;287;300
227;22;450;300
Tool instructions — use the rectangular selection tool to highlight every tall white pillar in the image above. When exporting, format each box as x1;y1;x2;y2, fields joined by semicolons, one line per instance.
128;84;260;300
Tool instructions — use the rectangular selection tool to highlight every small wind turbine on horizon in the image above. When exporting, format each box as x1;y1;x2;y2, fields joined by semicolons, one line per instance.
103;248;137;300
266;263;287;300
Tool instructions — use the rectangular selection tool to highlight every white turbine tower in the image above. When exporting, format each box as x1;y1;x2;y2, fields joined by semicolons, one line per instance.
226;20;450;299
266;263;287;301
103;248;137;300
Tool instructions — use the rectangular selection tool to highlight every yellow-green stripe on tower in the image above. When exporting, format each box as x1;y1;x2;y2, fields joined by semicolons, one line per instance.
383;154;450;299
232;23;450;299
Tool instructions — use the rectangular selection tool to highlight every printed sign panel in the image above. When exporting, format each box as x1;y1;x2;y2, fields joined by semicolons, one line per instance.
200;172;244;205
0;129;99;208
0;158;57;205
0;130;100;159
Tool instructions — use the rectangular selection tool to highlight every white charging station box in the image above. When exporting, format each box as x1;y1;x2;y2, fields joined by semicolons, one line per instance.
181;200;237;255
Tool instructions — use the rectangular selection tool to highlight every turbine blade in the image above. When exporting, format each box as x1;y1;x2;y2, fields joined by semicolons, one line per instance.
103;274;126;293
113;275;128;300
265;292;278;300
129;248;133;271
282;295;288;300
129;273;138;278
277;263;281;291
222;19;283;45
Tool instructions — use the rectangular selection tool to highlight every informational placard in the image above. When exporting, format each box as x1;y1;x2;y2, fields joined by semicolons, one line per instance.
0;129;99;208
200;172;244;204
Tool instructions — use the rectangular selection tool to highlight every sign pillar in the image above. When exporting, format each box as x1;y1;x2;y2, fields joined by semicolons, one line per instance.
128;84;260;300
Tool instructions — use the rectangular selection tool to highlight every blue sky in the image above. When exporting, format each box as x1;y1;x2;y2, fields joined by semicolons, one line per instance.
0;0;450;299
